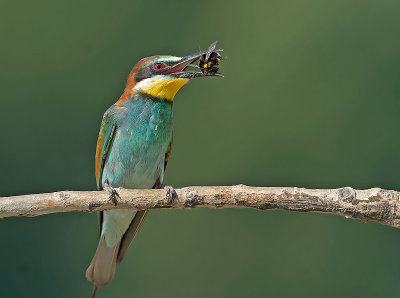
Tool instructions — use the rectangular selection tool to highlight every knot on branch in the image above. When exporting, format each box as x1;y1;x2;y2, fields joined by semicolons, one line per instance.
183;190;204;208
337;187;356;203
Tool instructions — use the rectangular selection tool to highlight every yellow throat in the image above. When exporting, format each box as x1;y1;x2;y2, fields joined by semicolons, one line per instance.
135;76;189;102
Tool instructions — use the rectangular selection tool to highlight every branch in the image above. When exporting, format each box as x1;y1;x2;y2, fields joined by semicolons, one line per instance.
1;185;400;228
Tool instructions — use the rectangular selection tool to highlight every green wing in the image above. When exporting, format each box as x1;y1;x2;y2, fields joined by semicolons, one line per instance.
95;112;117;190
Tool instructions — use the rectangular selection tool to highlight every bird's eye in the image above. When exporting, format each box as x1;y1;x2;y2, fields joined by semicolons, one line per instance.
154;63;164;70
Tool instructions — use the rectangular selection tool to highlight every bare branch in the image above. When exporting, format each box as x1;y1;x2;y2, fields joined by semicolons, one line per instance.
1;185;400;228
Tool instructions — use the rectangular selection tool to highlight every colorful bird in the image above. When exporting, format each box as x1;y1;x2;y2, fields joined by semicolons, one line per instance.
86;42;222;296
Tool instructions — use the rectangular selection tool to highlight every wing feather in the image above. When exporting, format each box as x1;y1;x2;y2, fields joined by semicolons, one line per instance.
95;111;118;236
95;118;117;190
164;135;173;171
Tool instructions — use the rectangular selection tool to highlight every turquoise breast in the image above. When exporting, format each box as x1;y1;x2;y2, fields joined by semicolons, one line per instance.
101;96;173;189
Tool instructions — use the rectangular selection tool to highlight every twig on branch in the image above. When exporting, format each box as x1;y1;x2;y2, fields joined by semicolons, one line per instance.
1;185;400;228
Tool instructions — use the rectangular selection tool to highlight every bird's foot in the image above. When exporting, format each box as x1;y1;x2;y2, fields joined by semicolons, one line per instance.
103;180;120;206
161;184;177;205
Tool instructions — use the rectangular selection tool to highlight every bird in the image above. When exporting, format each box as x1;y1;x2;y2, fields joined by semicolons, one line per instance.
86;42;222;297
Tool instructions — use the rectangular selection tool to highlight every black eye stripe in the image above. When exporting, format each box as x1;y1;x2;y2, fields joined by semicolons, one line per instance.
135;61;165;82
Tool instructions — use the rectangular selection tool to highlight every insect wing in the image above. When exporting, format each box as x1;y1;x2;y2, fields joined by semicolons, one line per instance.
205;41;218;62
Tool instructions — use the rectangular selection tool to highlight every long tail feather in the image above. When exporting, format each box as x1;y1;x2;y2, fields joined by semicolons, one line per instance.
86;235;120;291
86;211;148;296
92;286;98;298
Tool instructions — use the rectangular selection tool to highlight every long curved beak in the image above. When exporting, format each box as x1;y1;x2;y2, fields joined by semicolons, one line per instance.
165;52;205;76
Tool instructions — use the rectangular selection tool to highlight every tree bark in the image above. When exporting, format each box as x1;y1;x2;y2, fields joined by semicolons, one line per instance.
1;185;400;228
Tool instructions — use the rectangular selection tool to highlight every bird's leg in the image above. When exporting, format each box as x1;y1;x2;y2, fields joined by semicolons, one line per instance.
160;184;177;205
103;180;120;206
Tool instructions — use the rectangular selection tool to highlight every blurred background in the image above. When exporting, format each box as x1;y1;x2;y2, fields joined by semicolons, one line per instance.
1;0;400;297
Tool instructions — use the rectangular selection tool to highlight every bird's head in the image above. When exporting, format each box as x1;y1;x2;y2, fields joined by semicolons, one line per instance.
118;44;222;103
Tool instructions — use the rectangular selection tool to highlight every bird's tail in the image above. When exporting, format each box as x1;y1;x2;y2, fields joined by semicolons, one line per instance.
86;210;148;297
86;235;120;291
91;286;98;298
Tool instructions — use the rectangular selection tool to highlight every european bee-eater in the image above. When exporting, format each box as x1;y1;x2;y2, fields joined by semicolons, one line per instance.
86;42;222;296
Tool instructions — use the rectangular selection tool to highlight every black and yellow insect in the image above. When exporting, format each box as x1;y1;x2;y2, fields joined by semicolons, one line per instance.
199;41;222;74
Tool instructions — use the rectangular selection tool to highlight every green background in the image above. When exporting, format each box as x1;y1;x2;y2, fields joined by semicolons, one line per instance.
1;0;400;297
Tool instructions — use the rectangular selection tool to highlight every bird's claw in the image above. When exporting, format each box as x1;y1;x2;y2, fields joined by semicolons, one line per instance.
108;189;120;206
103;180;120;206
161;184;176;205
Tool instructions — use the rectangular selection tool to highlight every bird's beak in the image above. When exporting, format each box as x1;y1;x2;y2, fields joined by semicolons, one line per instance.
167;42;223;78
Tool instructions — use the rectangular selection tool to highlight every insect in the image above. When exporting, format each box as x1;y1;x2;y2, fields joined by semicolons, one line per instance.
199;41;222;75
